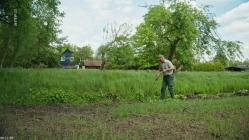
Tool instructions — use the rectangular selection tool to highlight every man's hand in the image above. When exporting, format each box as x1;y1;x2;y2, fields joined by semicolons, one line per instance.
163;68;174;72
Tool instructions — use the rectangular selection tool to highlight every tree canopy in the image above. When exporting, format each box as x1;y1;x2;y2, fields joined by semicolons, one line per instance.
0;0;63;68
132;1;242;69
0;0;243;70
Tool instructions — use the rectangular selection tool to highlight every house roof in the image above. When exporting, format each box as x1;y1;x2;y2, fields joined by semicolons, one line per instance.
236;65;248;69
225;65;249;71
63;49;73;54
83;60;102;67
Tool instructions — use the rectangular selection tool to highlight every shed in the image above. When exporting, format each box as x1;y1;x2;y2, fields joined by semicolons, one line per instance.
225;65;249;71
83;59;102;69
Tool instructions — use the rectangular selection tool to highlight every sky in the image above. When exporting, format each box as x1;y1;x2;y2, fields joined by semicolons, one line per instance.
59;0;249;60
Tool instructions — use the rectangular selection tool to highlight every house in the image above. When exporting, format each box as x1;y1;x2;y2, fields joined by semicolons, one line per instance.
60;49;74;67
82;59;102;69
225;65;249;71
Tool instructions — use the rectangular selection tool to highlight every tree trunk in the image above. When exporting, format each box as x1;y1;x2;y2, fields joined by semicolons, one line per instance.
168;38;181;61
168;45;176;61
0;50;7;68
0;38;11;68
100;53;106;70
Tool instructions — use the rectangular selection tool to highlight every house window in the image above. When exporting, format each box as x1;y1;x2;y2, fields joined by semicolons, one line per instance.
61;56;65;61
70;57;74;61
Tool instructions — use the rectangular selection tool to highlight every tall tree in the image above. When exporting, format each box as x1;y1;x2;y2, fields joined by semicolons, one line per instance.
213;40;242;66
106;35;135;69
0;0;64;68
74;45;93;63
133;1;242;69
98;23;135;69
97;44;108;70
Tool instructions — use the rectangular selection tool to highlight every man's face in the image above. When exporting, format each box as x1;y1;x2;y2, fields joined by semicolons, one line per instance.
160;57;164;62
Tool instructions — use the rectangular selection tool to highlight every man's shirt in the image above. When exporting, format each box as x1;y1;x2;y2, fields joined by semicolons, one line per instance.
159;59;174;75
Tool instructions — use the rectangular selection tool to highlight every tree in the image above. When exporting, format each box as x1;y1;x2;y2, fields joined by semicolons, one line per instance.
74;45;93;63
133;1;242;69
97;44;109;70
0;0;64;68
106;35;135;69
229;59;249;67
214;40;242;66
98;23;135;69
213;50;228;66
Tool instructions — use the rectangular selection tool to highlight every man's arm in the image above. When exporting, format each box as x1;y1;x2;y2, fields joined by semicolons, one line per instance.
162;67;175;72
165;60;175;72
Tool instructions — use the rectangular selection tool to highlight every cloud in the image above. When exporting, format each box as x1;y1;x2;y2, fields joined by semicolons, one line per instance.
59;2;95;46
86;0;111;10
197;0;229;5
85;0;134;20
216;1;249;24
60;0;148;51
221;17;249;34
216;2;249;59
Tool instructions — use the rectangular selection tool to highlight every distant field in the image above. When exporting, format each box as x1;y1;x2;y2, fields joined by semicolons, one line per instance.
0;68;249;104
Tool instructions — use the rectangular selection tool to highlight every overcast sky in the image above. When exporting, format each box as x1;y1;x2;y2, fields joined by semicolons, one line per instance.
59;0;249;60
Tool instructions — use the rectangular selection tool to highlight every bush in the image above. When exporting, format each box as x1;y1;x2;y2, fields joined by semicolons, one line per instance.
19;88;81;104
192;62;224;71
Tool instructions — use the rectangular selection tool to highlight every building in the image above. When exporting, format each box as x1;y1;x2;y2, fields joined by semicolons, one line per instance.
225;65;249;71
82;59;102;69
60;49;74;67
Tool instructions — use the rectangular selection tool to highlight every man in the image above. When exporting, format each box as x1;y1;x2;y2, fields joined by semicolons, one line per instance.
156;55;175;100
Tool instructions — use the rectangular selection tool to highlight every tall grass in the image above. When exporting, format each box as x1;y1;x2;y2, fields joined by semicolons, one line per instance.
0;68;249;104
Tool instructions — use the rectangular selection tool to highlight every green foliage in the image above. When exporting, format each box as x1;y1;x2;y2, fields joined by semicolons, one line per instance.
105;38;135;69
74;45;93;62
213;50;229;66
0;0;64;68
213;40;242;66
193;61;224;71
133;2;218;69
130;1;242;69
217;40;242;60
22;88;80;104
229;59;249;67
98;23;136;69
0;69;249;105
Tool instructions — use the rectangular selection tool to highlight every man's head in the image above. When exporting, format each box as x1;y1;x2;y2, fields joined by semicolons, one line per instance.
159;55;165;63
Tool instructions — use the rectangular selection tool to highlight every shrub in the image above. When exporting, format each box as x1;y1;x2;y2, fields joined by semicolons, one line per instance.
19;88;81;104
193;62;224;71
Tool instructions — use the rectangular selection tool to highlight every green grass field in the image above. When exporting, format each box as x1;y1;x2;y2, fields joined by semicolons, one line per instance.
0;69;249;139
0;68;249;104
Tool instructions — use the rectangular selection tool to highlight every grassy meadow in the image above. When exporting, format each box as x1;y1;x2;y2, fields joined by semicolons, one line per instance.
0;68;249;104
0;69;249;139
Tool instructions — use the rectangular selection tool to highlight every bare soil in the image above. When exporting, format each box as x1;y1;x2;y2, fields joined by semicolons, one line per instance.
0;100;248;140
